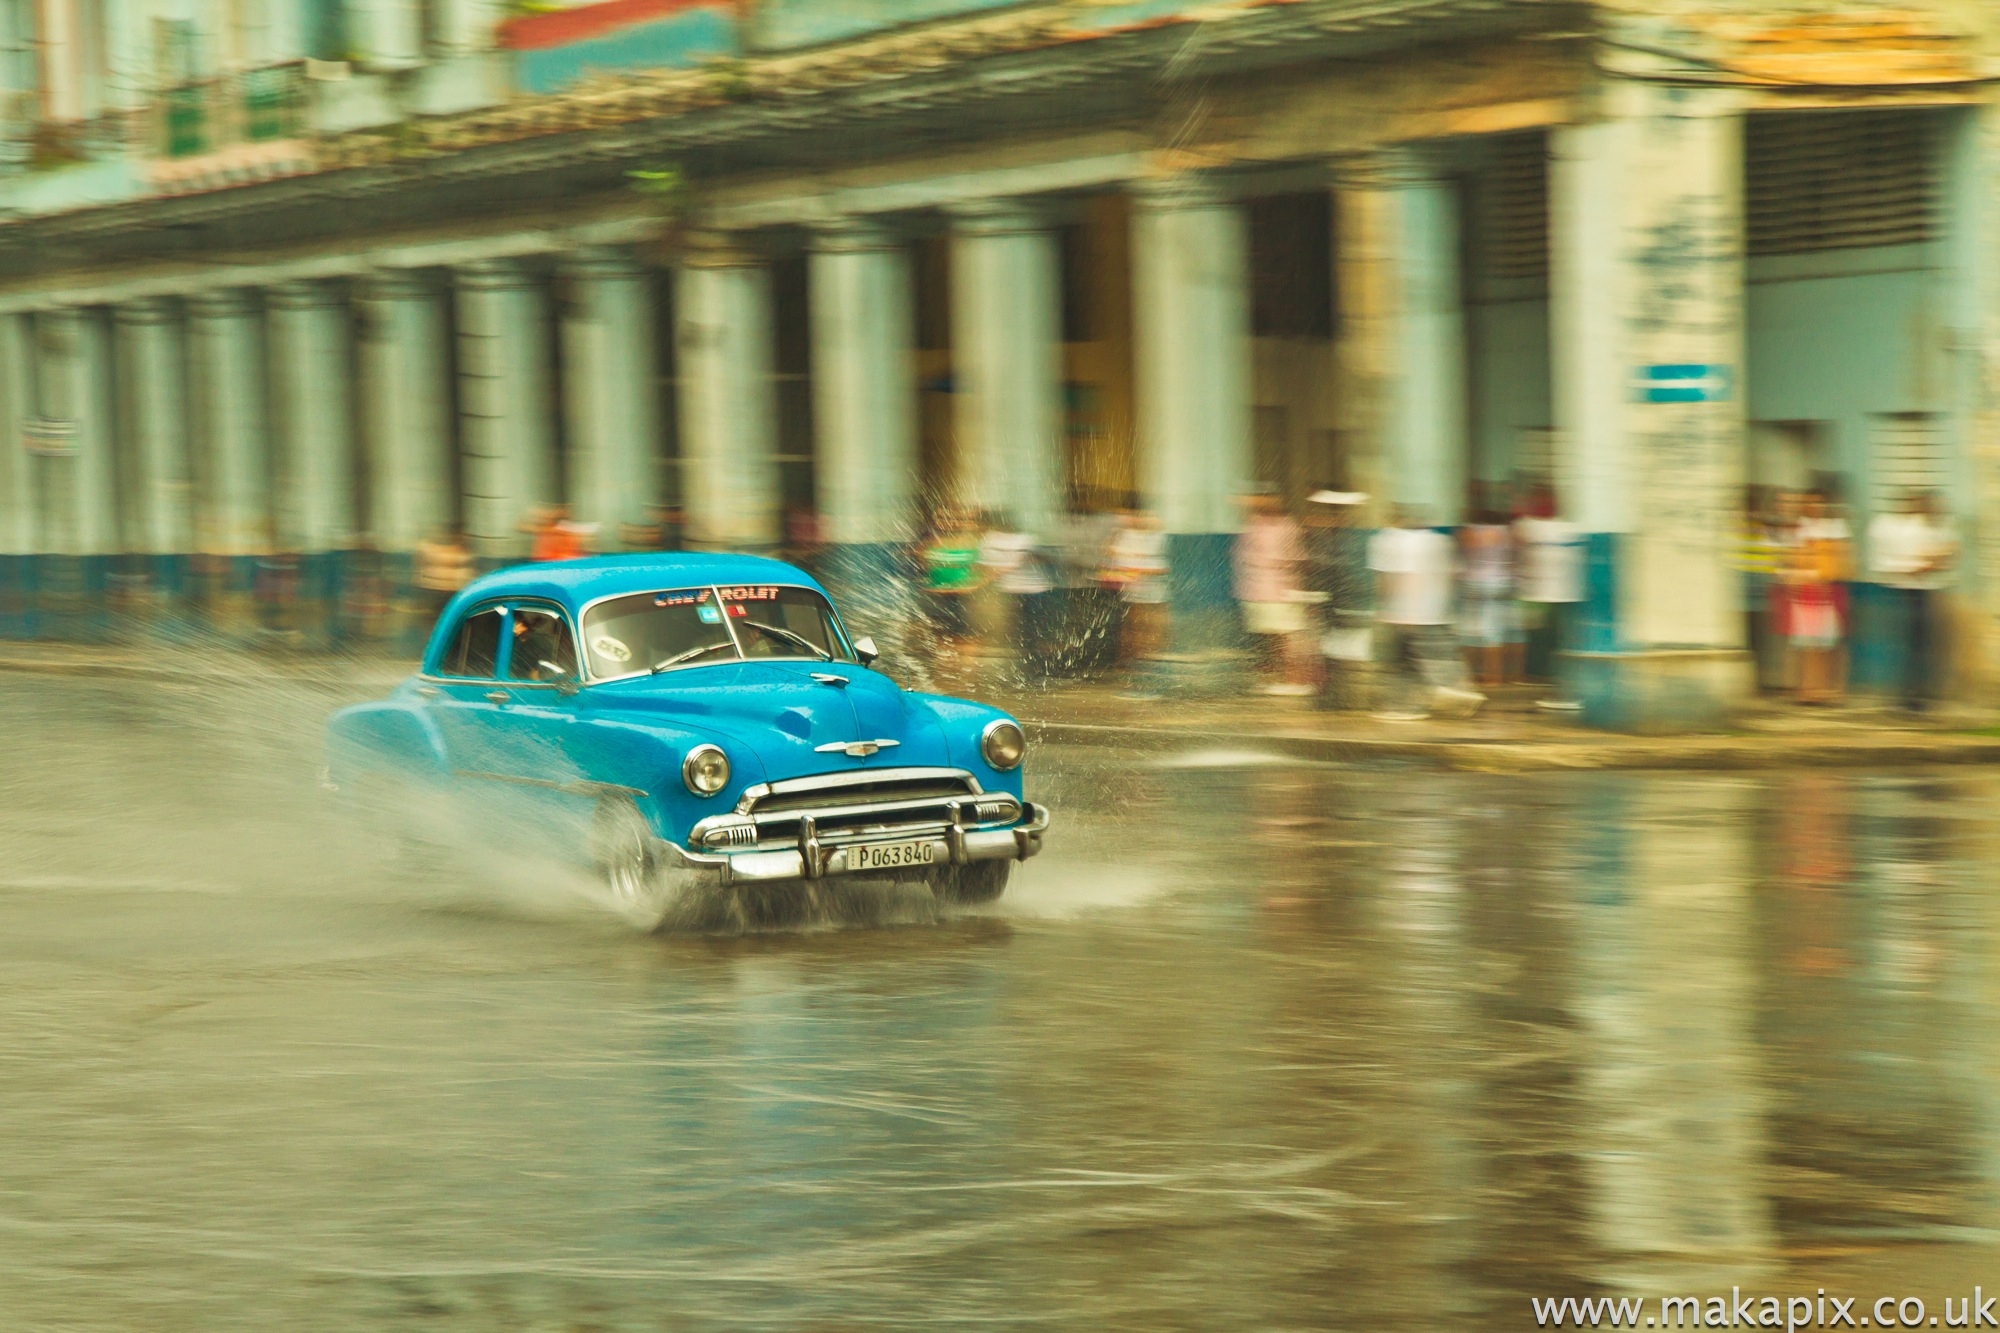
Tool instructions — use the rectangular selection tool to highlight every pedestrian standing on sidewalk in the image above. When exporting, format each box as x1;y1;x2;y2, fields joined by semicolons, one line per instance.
921;508;983;668
1513;494;1585;711
1106;509;1169;700
1869;488;1958;712
1766;489;1803;690
1235;491;1310;695
414;525;474;626
1303;491;1372;710
1734;487;1783;693
1458;505;1515;689
1366;506;1460;720
981;521;1057;682
524;505;587;563
1787;490;1851;705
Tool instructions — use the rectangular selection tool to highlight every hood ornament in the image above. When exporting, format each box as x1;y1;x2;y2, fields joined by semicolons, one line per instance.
810;672;848;688
813;739;901;758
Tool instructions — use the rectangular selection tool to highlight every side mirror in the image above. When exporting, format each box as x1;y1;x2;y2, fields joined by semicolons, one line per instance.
852;636;879;666
540;661;581;695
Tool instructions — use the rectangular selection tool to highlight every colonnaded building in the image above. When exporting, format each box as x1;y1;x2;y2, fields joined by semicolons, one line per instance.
0;0;1992;729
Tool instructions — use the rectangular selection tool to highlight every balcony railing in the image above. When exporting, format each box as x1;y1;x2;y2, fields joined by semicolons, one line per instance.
153;63;307;159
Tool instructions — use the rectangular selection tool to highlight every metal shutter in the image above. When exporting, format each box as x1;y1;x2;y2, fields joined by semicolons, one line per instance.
1471;131;1549;285
1746;110;1941;257
1871;412;1945;512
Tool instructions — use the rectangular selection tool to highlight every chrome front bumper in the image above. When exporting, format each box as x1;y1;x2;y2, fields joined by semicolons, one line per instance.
661;802;1051;886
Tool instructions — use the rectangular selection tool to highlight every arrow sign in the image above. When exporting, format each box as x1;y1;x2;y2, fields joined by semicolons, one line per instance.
1636;364;1732;403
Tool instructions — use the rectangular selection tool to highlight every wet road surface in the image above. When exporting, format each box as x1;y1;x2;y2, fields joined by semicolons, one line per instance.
6;673;2000;1330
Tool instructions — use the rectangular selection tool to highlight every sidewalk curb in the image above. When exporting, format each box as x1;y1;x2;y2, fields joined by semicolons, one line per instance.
1024;721;2000;772
7;652;1995;773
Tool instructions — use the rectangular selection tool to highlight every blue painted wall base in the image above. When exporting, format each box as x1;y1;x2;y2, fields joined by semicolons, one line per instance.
1165;532;1238;656
1564;648;1752;734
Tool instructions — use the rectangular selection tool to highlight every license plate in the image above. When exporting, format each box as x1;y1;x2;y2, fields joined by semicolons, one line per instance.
849;839;936;871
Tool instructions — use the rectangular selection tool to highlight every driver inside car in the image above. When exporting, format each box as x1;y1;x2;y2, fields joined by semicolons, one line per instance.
510;609;577;683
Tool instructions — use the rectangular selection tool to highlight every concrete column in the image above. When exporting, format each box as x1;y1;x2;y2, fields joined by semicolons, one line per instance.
1550;81;1748;732
455;260;555;559
359;269;455;552
674;233;780;551
1131;175;1253;654
348;0;422;68
0;312;29;557
949;199;1064;535
114;298;193;586
0;312;26;632
810;218;919;611
269;280;357;555
23;308;116;635
1943;106;1993;689
31;308;116;558
561;247;661;550
1374;152;1469;527
189;290;271;558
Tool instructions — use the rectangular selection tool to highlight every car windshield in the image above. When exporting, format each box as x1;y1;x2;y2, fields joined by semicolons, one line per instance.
580;584;854;679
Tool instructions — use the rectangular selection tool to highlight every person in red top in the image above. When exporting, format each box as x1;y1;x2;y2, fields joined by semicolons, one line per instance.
525;505;587;562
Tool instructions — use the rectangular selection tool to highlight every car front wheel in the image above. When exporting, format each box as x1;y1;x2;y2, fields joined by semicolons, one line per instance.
590;797;688;932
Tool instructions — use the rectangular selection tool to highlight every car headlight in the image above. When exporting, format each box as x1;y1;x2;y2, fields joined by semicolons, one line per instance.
980;719;1025;771
682;744;730;797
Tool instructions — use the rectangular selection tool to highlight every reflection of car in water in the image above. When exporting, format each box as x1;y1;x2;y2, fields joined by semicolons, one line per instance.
326;553;1049;930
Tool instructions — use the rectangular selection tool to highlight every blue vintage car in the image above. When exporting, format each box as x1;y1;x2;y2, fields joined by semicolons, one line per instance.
327;553;1049;929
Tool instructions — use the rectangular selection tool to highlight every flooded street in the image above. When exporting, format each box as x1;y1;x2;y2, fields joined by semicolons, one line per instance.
7;674;2000;1330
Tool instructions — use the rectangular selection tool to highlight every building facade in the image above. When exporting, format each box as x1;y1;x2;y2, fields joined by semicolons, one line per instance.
0;0;1995;729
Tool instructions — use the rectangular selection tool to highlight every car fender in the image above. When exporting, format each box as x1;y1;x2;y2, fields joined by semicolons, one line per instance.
904;692;1027;801
563;712;771;845
325;698;448;787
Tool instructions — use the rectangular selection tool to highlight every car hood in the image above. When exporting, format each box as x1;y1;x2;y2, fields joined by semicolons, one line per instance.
583;661;953;783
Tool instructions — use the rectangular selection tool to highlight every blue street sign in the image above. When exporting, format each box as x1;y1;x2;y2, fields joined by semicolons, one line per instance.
1636;364;1732;403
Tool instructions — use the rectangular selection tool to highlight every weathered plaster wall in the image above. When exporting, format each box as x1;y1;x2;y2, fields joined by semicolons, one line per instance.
1467;291;1552;491
1745;246;1942;504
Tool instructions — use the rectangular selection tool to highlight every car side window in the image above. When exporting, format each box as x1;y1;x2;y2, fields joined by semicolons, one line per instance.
439;607;503;678
507;607;579;683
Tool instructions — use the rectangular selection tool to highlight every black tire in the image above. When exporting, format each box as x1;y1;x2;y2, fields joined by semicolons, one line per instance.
590;797;687;932
929;859;1011;905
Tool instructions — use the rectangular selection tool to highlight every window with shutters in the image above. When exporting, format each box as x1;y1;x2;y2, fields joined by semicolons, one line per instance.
1467;132;1549;291
1871;412;1945;513
1746;110;1943;257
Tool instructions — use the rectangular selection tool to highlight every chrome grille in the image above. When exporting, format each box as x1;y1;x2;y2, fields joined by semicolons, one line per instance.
696;767;1015;851
747;774;975;816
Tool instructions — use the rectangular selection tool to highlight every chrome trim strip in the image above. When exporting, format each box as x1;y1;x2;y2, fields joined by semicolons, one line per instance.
811;738;901;757
751;792;1015;828
655;806;1046;885
734;766;982;813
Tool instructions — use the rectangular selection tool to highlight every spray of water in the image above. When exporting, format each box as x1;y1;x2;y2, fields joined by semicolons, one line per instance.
0;636;1174;937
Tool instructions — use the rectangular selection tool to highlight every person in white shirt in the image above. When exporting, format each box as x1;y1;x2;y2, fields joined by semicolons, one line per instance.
1513;496;1585;713
1366;507;1464;718
980;522;1057;681
1104;510;1169;699
1868;489;1958;712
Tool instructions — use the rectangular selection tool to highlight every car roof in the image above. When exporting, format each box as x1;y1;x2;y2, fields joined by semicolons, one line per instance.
425;553;828;668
